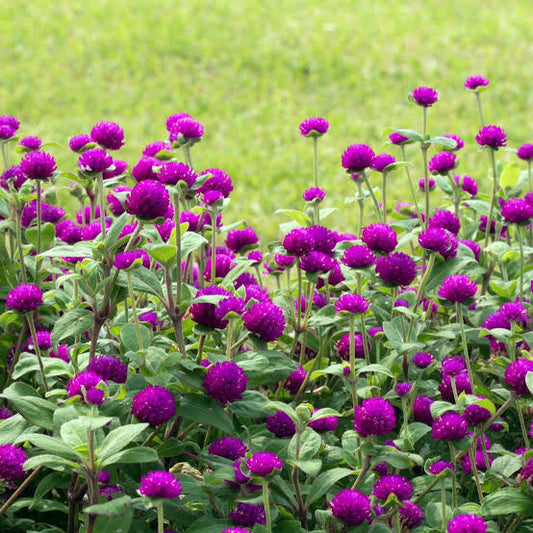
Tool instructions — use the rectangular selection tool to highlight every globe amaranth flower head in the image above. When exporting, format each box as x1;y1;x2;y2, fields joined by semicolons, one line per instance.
131;156;163;181
245;452;283;477
389;132;412;145
499;301;530;324
225;227;259;254
229;503;266;527
114;250;150;270
441;355;466;377
1;165;28;191
138;470;182;499
242;301;285;342
504;359;533;395
143;141;172;157
429;209;461;235
438;274;477;303
396;382;413;396
432;412;468;440
190;285;233;329
418;176;436;191
335;332;368;361
69;134;92;153
303;187;326;202
439;371;472;402
464;76;490;91
169;117;204;144
399;500;424;530
66;371;107;404
328;489;371;526
87;355;127;383
413;395;434;425
308;410;339;432
418;227;458;260
78;148;113;174
341;144;375;172
20;151;57;180
0;124;16;139
375;252;417;287
428;461;454;475
21;200;65;228
0;444;27;483
518;143;533;161
165;112;192;132
428;151;457;174
299;116;329;137
361;223;397;254
125;179;170;221
501;198;533;224
299;251;335;273
131;385;176;427
0;115;20;131
222;528;251;533
464;402;492;426
334;294;369;315
197;168;233;197
454;174;478;196
158;161;197;188
441;134;464;151
19;136;42;151
447;513;487;533
341;244;376;268
354;397;396;437
411;86;438;107
282;227;314;257
373;474;413;500
90;121;124;151
371;153;396;172
413;352;434;368
204;361;248;405
476;125;507;149
208;437;248;460
6;283;43;312
461;239;481;262
266;410;296;438
283;365;306;394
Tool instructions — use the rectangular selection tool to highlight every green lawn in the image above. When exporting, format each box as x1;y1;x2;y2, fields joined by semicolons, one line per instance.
2;0;532;241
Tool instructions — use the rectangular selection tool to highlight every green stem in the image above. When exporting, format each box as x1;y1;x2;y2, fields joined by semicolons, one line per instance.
448;442;457;511
157;502;164;533
382;170;387;224
516;398;531;449
15;209;27;282
36;180;42;271
475;92;485;127
182;144;193;169
127;271;144;352
516;224;524;303
361;170;382;222
97;173;106;241
357;181;365;234
484;149;499;248
312;136;319;189
262;481;272;533
359;314;369;365
400;145;423;225
407;253;435;341
349;315;357;410
210;209;218;284
173;192;183;305
469;444;484;503
441;480;447;532
26;313;48;393
225;319;234;361
456;303;474;393
421;145;430;229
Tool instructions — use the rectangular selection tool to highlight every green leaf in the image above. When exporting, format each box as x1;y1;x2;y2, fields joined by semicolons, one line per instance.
288;459;322;477
500;162;521;189
92;509;133;533
12;351;71;380
394;128;423;142
288;427;321;460
120;323;152;352
481;488;533;516
148;243;177;266
229;390;270;418
117;267;165;299
25;222;56;250
98;423;149;463
41;244;93;258
181;231;208;258
356;364;394;377
491;454;523;477
305;467;353;505
52;309;94;346
100;446;159;467
24;453;81;472
263;401;298;423
104;213;129;248
309;408;340;422
526;371;533;395
10;497;68;514
2;382;55;430
84;495;132;516
32;472;68;504
274;209;312;227
430;136;458;149
235;350;297;388
20;433;85;462
175;394;234;433
0;413;34;445
430;400;458;418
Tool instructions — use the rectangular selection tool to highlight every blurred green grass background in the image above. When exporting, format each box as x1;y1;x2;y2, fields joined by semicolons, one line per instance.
2;0;533;241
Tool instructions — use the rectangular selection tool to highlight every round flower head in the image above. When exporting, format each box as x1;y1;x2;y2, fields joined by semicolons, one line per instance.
334;294;369;315
19;136;42;151
460;240;481;262
0;444;27;483
208;436;247;460
335;332;368;361
504;359;533;395
464;76;490;91
442;134;464;151
373;474;413;500
143;141;172;157
476;125;507;149
429;209;461;235
389;132;411;145
20;151;56;180
396;382;413;396
439;371;472;402
0;125;16;139
282;227;314;256
138;471;182;499
138;311;161;331
226;227;259;254
66;371;107;405
429;151;457;174
0;408;13;420
69;134;92;153
438;274;477;303
0;115;19;131
87;355;127;383
328;489;371;526
222;529;251;533
6;284;43;312
284;365;306;394
131;385;176;427
341;245;375;268
464;403;491;426
90;121;124;150
418;227;458;260
203;254;235;282
399;501;424;530
354;397;396;437
418;176;436;191
413;352;434;368
300;251;335;273
447;513;487;533
157;161;197;188
371;153;396;172
411;86;438;107
299;117;329;137
303;187;325;202
266;411;296;438
308;410;338;432
197;167;233;197
169;117;204;143
245;452;282;477
308;225;338;254
114;250;150;270
204;361;248;405
361;223;397;254
501;198;533;224
125;179;170;221
413;395;434;425
21;199;65;228
242;302;285;342
432;412;468;440
78;148;113;174
463;453;492;476
107;185;131;217
131;156;163;181
428;461;454;475
190;285;233;329
165;112;192;132
1;165;28;191
518;143;533;161
441;356;466;376
454;174;478;196
229;503;266;527
499;301;530;324
375;252;417;287
341;144;375;172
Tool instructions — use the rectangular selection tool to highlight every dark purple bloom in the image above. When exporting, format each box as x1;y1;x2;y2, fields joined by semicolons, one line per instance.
454;174;478;196
165;113;192;132
519;457;533;483
439;372;472;402
125;179;170;221
131;385;175;427
442;134;464;151
502;198;533;224
143;141;172;157
20;151;56;180
190;285;232;329
19;136;42;151
203;254;235;282
447;514;487;533
441;356;466;377
0;444;27;483
284;366;306;394
158;161;197;187
0;116;19;131
247;250;263;266
90;121;124;150
341;245;375;268
300;251;335;273
0;408;13;420
214;296;246;320
328;489;371;526
245;452;282;477
169;117;204;143
66;371;107;405
113;250;150;270
1;165;28;190
131;156;163;182
226;228;259;254
107;185;131;216
102;159;128;180
308;411;338;432
81;221;103;241
274;253;296;267
413;395;434;425
419;227;458;260
373;474;413;500
464;76;489;90
221;528;251;533
476;125;507;149
138;471;182;498
396;382;413;396
299;117;329;137
0;125;16;139
208;437;247;460
399;501;424;530
6;284;43;312
460;240;481;261
335;332;368;361
308;225;338;255
464;403;491;426
197;168;233;198
69;134;92;152
438;274;477;303
229;503;266;527
242;302;285;342
517;143;533;161
428;461;454;475
354;397;396;437
432;412;468;440
411;86;438;107
413;352;434;368
21;200;65;227
341;144;375;172
303;187;326;202
361;223;397;254
499;301;530;324
49;345;70;362
371;153;396;172
204;361;248;405
78;148;113;174
87;355;127;383
138;311;161;331
334;294;369;315
428;152;457;174
478;215;506;236
22;330;51;353
375;252;417;287
389;132;411;145
505;359;533;395
266;411;296;438
418;176;436;191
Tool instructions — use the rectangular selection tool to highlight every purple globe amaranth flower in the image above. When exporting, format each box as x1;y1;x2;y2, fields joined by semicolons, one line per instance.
300;251;335;273
418;176;436;191
114;250;150;270
196;169;232;199
476;125;507;149
334;294;369;315
22;330;52;353
399;500;424;530
245;452;283;477
460;240;481;261
222;528;251;533
49;344;70;362
341;244;375;268
308;225;338;255
505;359;533;395
371;153;396;172
143;141;172;157
0;408;13;420
373;474;413;500
0;115;19;131
225;227;259;254
303;187;326;202
478;215;506;236
361;223;397;254
441;355;466;376
389;132;412;145
341;144;375;172
396;382;413;396
519;457;533;483
418;227;458;260
131;385;175;427
274;253;296;268
208;436;248;460
6;284;43;312
309;410;338;432
131;156;163;181
138;471;182;498
242;301;285;342
354;397;396;437
442;134;464;151
428;461;454;475
517;143;533;161
78;148;113;174
432;412;468;440
439;371;472;402
190;285;232;329
429;209;461;235
247;250;263;266
138;311;161;331
19;136;42;151
465;76;490;91
169;117;204;143
81;221;104;241
0;444;27;483
214;296;246;321
125;179;170;221
107;185;131;216
411;86;438;107
328;489;371;526
464;403;491;426
299;117;329;137
1;165;28;191
499;301;530;323
90;121;124;150
21;200;65;227
284;365;306;394
0;125;16;139
165;112;192;132
102;158;128;180
429;151;457;174
438;274;477;303
20;151;56;180
454;174;478;196
413;395;434;425
203;254;235;282
375;252;417;287
266;411;296;438
69;134;92;152
87;355;127;383
335;332;368;361
447;513;487;533
158;161;197;187
413;352;434;368
204;361;248;405
229;503;266;527
501;198;533;224
66;371;107;405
